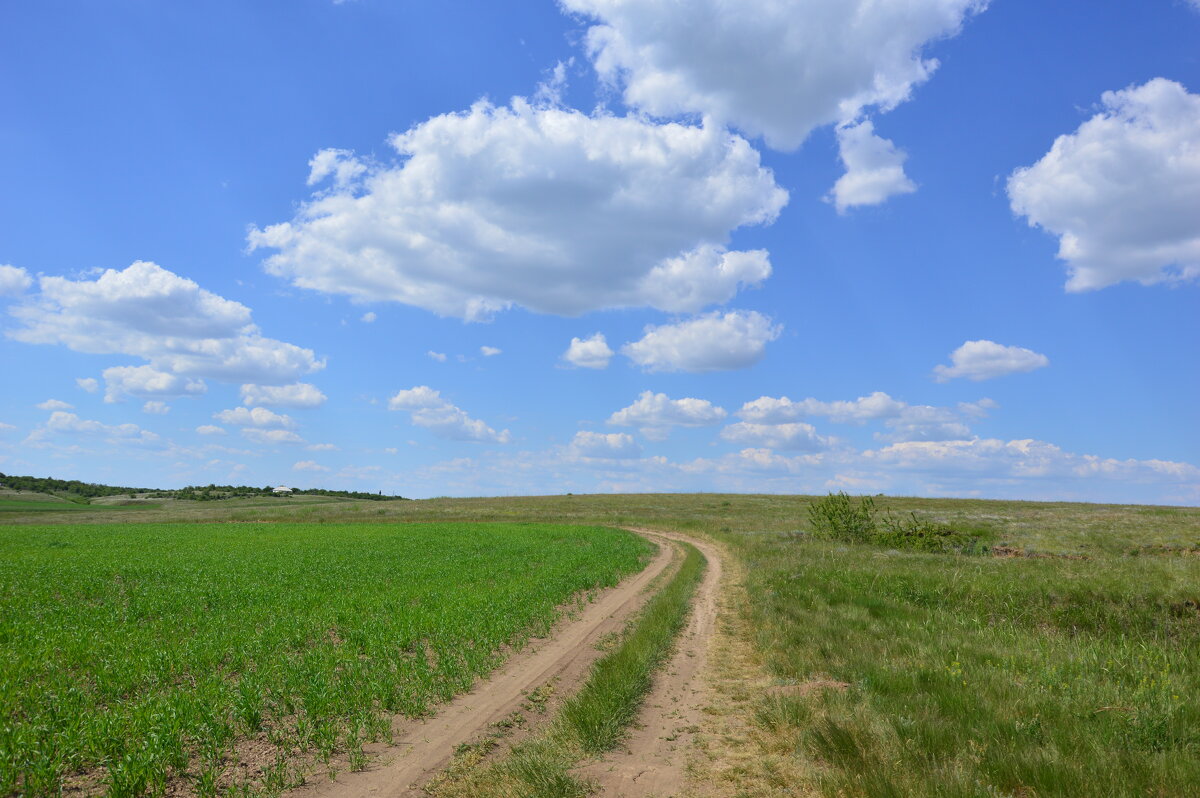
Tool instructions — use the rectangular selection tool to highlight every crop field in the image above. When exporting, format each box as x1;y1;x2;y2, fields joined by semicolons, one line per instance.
0;521;652;797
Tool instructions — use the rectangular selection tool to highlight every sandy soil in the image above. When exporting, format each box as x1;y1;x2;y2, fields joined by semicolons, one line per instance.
285;535;678;798
574;528;724;798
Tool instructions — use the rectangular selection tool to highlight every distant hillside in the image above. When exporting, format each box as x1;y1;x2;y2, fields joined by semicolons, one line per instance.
152;485;407;502
0;473;406;503
0;472;150;501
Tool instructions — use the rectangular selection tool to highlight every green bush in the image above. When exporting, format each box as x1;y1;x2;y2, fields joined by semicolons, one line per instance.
807;493;990;553
807;492;877;543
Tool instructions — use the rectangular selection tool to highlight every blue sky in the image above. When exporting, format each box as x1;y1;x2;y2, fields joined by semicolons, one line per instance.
1;0;1197;503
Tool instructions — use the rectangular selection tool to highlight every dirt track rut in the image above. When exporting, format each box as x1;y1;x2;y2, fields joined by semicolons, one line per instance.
576;528;724;797
286;534;678;798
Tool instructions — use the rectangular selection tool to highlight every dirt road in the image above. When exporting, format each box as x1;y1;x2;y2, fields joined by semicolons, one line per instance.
576;528;724;797
286;533;679;798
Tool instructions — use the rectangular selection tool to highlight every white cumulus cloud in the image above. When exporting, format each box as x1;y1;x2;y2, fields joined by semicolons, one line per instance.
480;346;502;357
0;265;32;297
36;399;73;411
608;391;726;440
388;386;511;443
214;406;297;429
562;333;614;369
1008;78;1200;291
240;383;327;408
562;0;986;150
28;411;159;446
293;459;330;472
569;431;643;460
248;100;786;320
307;148;368;189
8;261;324;384
622;310;780;373
76;377;99;393
864;438;1200;489
933;340;1049;382
879;406;972;443
242;429;305;445
103;365;207;403
739;391;907;424
737;391;994;443
828;120;917;212
142;401;170;415
196;425;226;436
719;421;832;451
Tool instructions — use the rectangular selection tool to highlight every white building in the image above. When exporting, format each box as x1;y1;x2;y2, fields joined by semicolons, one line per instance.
272;486;293;495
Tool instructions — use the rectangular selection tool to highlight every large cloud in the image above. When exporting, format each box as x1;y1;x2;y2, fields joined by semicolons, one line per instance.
562;0;986;150
248;100;787;320
622;310;781;372
608;390;726;440
388;386;511;443
933;340;1049;382
8;261;324;384
1008;78;1200;291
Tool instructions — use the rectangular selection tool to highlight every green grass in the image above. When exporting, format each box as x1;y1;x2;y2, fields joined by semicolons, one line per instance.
430;542;707;798
4;492;1198;797
559;542;705;753
0;522;652;797
740;536;1200;797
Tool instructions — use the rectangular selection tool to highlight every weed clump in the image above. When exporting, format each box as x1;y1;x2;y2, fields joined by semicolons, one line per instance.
875;511;991;554
807;492;989;553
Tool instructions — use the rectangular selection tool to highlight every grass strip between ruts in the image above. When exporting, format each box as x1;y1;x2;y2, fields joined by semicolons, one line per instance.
428;538;707;798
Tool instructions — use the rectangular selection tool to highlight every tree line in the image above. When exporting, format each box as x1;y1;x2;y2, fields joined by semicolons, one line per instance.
0;473;406;503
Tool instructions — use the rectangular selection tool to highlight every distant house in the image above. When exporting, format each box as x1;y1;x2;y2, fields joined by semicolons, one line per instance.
272;486;293;495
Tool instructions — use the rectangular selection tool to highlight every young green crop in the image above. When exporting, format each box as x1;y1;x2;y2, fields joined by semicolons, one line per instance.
0;522;652;797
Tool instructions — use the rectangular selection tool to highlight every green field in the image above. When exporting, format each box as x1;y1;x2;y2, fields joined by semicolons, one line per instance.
0;522;652;797
3;492;1199;798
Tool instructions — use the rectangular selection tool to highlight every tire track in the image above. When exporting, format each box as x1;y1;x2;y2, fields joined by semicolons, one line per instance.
576;527;724;798
285;537;678;798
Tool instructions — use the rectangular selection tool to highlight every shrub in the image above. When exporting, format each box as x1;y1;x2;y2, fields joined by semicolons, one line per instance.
807;493;990;553
875;511;988;554
807;492;877;543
